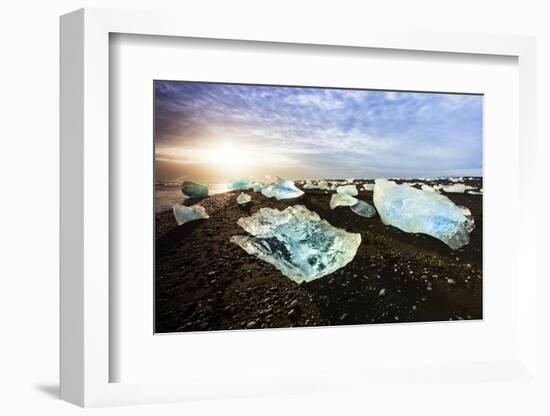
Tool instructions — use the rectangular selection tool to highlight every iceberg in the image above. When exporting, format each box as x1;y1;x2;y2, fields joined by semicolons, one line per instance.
373;179;474;249
261;177;304;200
336;184;358;196
351;200;376;218
181;181;208;198
303;183;318;190
230;205;361;283
172;204;209;225
227;178;255;191
330;193;358;209
236;192;251;204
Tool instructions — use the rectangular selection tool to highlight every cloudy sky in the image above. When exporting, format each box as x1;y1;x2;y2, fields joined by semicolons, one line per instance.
154;81;482;182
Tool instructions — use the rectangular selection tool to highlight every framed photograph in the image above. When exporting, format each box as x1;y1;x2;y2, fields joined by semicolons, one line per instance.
60;8;538;408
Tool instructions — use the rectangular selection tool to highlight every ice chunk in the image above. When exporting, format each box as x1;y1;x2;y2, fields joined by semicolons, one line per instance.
303;183;318;190
181;181;208;198
373;179;474;249
252;182;265;192
230;205;361;283
172;204;209;225
227;178;255;191
363;183;375;191
441;184;474;193
467;191;483;195
336;184;358;196
351;200;376;218
318;180;329;190
330;193;358;209
261;177;304;200
421;184;437;193
236;193;251;204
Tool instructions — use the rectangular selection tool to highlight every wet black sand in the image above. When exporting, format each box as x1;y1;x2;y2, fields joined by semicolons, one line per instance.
155;179;482;333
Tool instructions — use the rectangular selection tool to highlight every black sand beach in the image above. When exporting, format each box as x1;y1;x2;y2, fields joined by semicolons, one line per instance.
155;179;482;333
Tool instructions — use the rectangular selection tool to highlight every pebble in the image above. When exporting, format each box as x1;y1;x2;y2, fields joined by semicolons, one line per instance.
289;299;299;308
340;313;347;320
447;278;456;285
246;321;257;329
379;288;386;296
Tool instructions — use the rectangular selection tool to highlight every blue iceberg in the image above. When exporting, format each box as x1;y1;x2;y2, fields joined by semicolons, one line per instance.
373;179;474;249
236;192;251;204
330;193;358;209
227;178;255;191
336;184;358;196
261;178;304;200
172;204;209;225
230;205;361;283
351;200;377;218
181;181;208;198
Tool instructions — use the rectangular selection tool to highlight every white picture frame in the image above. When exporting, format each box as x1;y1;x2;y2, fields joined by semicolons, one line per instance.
60;8;538;408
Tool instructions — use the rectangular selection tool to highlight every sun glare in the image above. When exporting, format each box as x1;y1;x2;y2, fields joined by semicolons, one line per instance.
204;143;253;168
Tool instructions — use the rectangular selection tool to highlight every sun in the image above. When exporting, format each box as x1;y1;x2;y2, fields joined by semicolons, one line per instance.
204;143;254;168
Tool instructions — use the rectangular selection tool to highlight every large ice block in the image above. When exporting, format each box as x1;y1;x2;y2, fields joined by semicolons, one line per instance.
330;193;358;209
230;205;361;283
373;179;474;249
172;204;209;225
261;177;304;200
181;181;208;198
351;200;376;218
336;184;358;196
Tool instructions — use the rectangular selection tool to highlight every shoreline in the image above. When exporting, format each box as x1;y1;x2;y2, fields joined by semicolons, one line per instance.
155;179;483;333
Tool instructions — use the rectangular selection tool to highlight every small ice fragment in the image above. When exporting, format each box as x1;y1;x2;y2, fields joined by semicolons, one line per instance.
363;183;375;191
336;184;358;196
351;200;376;218
230;205;361;283
227;178;255;191
252;182;265;192
236;193;251;205
261;177;304;200
373;179;474;249
467;190;483;195
303;183;318;190
441;184;474;193
172;204;209;225
421;184;437;193
181;181;208;198
318;180;329;190
330;193;358;209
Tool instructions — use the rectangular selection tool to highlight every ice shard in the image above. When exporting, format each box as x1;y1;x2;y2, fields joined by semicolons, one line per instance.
330;193;358;209
227;178;256;191
261;177;304;200
236;192;252;204
351;200;377;218
172;204;209;225
336;184;358;196
181;181;209;198
230;205;361;283
373;179;474;249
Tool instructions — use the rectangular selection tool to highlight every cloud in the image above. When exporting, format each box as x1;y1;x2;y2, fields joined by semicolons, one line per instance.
154;81;482;180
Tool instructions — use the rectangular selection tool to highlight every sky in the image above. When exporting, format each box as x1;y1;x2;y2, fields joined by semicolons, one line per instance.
154;81;482;182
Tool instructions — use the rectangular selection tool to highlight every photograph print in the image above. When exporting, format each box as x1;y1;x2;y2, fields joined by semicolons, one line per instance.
154;81;483;333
